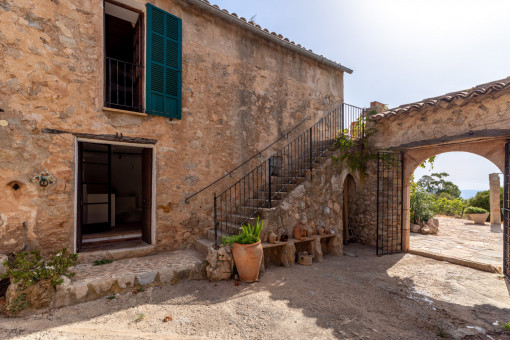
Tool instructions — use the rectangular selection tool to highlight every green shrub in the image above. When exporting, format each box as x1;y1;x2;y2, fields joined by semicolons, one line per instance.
503;322;510;332
431;197;465;217
222;217;263;245
410;186;435;224
437;192;454;200
464;206;488;214
466;188;503;219
2;248;78;289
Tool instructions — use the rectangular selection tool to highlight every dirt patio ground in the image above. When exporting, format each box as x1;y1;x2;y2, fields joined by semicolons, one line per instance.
0;244;509;340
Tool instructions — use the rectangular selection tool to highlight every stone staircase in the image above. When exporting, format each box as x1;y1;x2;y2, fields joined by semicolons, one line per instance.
194;152;333;256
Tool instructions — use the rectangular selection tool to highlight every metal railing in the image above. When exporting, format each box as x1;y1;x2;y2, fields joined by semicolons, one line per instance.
104;57;144;113
185;115;312;204
213;103;365;246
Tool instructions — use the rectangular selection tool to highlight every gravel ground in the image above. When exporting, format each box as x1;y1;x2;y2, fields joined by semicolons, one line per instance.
0;244;509;340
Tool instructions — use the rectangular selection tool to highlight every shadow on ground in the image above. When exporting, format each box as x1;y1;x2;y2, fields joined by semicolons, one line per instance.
0;244;509;339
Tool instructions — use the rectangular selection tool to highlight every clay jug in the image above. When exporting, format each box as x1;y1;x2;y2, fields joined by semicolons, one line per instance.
293;223;307;240
232;241;263;282
268;232;279;244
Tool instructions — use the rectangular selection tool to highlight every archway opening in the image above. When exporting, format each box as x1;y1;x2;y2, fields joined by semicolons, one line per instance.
408;151;504;272
343;174;357;244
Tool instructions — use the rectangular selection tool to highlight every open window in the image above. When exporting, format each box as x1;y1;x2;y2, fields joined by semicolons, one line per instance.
103;2;182;118
104;1;144;113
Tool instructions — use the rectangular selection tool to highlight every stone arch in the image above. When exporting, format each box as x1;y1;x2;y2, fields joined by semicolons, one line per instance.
337;167;361;190
401;138;506;250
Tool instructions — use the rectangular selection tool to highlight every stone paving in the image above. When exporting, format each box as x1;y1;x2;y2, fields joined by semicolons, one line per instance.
51;249;206;310
409;216;503;273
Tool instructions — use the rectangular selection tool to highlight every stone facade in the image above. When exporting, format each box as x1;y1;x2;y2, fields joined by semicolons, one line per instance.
350;87;510;249
0;0;346;255
260;152;360;259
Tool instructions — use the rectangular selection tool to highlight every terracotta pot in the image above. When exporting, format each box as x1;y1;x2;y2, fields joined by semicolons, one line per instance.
232;241;263;283
297;251;313;266
317;227;325;235
469;213;489;225
268;232;279;244
293;223;307;240
280;233;289;242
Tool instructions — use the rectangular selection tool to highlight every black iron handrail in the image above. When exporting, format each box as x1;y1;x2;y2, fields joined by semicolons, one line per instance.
212;103;365;246
184;115;312;203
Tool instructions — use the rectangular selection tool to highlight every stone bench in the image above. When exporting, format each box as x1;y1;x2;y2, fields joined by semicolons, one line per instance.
262;234;339;267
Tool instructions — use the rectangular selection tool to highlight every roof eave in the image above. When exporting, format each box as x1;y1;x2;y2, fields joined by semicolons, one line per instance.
184;0;353;74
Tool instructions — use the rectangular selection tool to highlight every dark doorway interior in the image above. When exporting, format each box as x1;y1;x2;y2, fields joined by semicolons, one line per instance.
343;174;356;244
77;142;152;252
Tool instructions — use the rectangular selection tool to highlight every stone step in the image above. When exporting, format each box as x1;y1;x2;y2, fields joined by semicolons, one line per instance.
52;249;206;309
258;191;288;200
270;174;306;183
227;213;257;224
194;238;213;257
207;227;238;243
244;198;281;207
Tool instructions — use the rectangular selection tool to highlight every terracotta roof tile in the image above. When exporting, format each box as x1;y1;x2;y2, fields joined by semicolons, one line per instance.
191;0;352;73
373;76;510;120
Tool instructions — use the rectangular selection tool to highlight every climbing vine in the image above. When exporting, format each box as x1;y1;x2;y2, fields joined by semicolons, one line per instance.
331;117;379;179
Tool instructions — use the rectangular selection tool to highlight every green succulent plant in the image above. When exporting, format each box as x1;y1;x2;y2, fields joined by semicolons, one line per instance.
221;217;263;245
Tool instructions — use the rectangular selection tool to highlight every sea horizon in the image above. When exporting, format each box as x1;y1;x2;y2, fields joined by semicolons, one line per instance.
460;189;486;199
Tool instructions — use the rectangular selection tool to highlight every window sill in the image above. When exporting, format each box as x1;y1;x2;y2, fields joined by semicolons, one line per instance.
102;107;148;117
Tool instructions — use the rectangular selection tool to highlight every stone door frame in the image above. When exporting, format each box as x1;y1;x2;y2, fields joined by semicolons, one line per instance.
73;137;157;253
401;138;507;251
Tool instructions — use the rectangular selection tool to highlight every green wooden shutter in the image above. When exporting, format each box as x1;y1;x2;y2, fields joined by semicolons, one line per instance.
146;4;182;119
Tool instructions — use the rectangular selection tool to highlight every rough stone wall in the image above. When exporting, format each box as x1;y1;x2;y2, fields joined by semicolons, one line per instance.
260;153;360;253
0;0;344;254
349;161;377;246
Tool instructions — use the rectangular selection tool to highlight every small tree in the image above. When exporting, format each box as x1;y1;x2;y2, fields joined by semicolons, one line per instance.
417;172;461;198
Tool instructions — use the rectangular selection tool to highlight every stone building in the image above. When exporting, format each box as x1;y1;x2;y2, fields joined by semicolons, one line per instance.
351;78;510;277
0;0;352;256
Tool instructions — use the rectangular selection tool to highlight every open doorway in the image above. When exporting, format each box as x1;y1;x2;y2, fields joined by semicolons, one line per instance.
409;152;503;272
77;141;152;252
343;174;357;244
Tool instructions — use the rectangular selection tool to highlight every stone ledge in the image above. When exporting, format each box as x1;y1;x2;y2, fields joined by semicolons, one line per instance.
102;106;148;117
407;248;502;274
78;244;156;264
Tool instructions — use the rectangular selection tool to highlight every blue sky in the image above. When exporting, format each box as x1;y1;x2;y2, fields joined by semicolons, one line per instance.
214;0;510;190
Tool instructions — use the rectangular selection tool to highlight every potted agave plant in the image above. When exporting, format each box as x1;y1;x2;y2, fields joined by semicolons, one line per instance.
465;206;489;224
222;217;263;282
